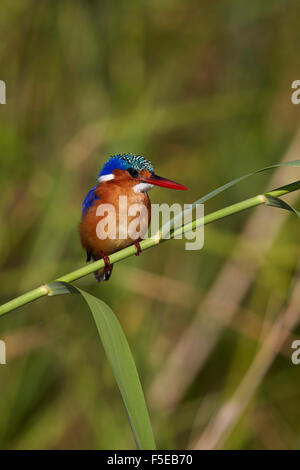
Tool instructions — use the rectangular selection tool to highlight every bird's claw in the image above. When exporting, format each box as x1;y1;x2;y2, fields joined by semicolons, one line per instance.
101;251;112;270
134;241;142;256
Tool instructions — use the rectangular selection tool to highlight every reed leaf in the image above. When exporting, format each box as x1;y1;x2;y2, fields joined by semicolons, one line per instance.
47;281;156;450
165;160;300;237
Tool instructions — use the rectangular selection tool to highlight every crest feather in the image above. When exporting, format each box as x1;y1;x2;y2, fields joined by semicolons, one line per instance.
99;153;154;177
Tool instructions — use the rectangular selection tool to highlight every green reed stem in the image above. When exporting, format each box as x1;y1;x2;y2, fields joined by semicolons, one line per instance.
0;184;298;317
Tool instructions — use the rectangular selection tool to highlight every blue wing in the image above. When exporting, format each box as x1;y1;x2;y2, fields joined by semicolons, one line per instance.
82;186;100;216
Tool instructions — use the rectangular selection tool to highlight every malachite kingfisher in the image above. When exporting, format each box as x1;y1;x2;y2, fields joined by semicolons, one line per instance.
79;154;188;282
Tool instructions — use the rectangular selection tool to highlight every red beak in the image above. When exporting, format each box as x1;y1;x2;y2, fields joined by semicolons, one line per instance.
142;174;188;190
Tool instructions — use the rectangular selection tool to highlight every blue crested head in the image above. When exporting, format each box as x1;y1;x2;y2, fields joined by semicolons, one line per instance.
98;154;154;178
82;154;154;216
82;153;188;216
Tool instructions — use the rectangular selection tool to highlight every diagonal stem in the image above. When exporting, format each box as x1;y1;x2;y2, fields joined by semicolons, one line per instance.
0;183;298;317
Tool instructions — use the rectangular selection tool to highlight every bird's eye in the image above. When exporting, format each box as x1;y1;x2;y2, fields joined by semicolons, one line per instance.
128;168;139;178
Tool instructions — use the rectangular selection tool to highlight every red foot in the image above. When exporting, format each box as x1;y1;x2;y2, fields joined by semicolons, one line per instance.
101;251;112;270
134;241;142;256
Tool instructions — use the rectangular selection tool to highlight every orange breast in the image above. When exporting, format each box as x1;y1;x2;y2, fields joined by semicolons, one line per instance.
79;181;151;259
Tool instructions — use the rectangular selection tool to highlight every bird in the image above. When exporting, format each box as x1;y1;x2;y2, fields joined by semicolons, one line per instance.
79;154;188;281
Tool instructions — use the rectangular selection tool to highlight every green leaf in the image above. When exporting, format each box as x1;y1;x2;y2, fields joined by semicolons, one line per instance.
265;195;300;218
47;281;156;450
194;160;300;205
166;160;300;236
265;180;300;198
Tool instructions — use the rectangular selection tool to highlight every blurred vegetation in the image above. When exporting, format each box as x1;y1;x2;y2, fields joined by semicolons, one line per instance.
0;0;300;450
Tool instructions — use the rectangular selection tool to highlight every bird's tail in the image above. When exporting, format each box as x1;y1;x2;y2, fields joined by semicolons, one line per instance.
94;266;113;282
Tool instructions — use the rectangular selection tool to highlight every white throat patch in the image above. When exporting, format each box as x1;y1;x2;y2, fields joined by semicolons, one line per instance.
98;174;115;183
133;182;154;193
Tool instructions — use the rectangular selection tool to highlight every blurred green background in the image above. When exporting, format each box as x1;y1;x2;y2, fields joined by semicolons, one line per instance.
0;0;300;450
